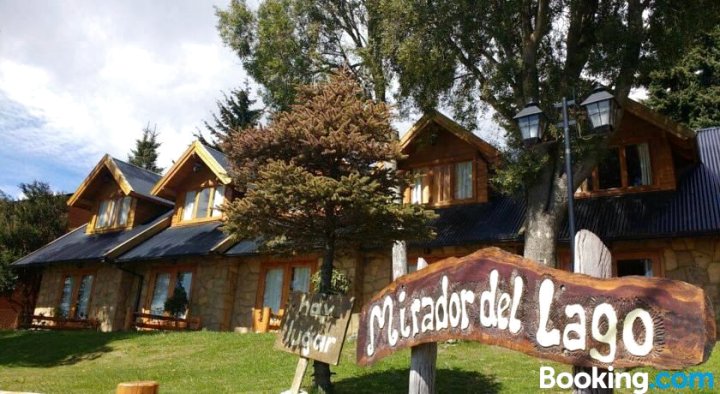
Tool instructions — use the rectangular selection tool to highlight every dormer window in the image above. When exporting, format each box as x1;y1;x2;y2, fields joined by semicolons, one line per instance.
96;196;132;230
407;160;475;206
181;185;225;221
579;142;653;193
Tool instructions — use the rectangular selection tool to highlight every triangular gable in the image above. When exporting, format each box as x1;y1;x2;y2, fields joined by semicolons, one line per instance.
619;98;698;162
67;155;169;209
151;141;232;199
400;110;500;165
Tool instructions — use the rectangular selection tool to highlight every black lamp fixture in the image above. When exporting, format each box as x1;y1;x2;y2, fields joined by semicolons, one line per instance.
580;85;618;133
513;102;546;145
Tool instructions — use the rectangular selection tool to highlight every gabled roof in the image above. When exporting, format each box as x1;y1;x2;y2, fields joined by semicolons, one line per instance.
67;155;172;208
412;127;720;248
619;98;698;162
151;141;231;198
115;221;228;262
400;110;500;165
12;211;173;266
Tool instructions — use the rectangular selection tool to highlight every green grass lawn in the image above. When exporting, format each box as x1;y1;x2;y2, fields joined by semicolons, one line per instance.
0;330;716;393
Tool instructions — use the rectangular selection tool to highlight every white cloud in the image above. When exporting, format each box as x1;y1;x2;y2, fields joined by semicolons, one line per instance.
0;0;250;191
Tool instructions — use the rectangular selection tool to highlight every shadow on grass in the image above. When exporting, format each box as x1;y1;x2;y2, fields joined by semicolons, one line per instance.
334;368;501;393
0;330;152;367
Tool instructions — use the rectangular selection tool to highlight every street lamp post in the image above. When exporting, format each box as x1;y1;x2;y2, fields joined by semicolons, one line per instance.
514;86;618;271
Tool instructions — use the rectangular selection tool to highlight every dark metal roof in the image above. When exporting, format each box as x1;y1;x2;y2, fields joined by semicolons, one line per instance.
413;194;525;248
112;158;162;196
225;239;260;256
112;158;173;206
204;144;229;171
116;221;227;262
561;127;720;241
12;212;173;266
415;127;720;247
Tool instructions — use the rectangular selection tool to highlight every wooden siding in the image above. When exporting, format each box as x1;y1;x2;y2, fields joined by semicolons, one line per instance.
400;122;490;205
576;111;677;198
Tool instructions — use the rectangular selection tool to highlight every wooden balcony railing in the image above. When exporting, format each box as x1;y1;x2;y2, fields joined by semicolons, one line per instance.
133;311;201;331
252;307;284;333
27;315;100;331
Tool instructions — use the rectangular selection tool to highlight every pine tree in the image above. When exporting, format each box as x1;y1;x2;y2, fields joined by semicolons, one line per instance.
223;70;435;392
646;26;720;129
0;182;67;323
195;87;261;150
128;124;163;173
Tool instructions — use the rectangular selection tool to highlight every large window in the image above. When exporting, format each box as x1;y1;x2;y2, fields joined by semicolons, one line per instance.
96;196;132;229
181;185;225;221
148;268;194;317
579;143;653;193
408;160;474;206
257;262;314;316
57;272;95;319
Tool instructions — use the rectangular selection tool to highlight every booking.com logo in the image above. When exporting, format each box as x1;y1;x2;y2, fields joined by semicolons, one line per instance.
540;366;715;394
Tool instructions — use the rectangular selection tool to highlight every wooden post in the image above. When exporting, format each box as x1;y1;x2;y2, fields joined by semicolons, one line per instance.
392;240;408;281
288;357;309;394
409;257;437;394
572;230;613;394
116;381;158;394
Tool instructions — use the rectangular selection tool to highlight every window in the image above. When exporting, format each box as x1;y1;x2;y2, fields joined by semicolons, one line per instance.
96;196;132;229
625;144;653;187
578;143;653;193
598;147;622;189
57;272;95;319
181;185;225;221
454;161;473;199
407;161;475;206
148;269;193;317
616;259;654;277
257;262;314;315
612;252;662;278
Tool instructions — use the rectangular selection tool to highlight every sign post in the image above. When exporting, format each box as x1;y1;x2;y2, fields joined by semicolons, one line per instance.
572;230;613;394
409;258;436;394
357;246;716;371
276;292;355;393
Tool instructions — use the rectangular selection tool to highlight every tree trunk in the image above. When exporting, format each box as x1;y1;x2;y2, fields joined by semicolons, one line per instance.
313;238;335;393
523;153;563;267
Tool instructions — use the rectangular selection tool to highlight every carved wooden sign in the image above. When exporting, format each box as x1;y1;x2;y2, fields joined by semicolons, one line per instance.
357;248;716;369
275;292;355;365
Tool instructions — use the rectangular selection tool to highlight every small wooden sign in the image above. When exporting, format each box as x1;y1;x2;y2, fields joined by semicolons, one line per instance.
357;247;716;370
275;292;355;365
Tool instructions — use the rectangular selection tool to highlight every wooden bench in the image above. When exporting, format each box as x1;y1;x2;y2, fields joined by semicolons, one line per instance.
133;312;201;331
27;315;100;331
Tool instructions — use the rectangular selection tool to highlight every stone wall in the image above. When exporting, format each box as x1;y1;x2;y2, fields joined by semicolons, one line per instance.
611;236;720;333
33;262;132;332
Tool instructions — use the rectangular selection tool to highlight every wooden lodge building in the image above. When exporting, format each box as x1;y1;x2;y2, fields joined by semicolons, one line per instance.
11;99;720;334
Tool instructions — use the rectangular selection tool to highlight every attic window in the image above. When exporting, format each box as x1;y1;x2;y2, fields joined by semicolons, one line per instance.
578;143;653;193
181;185;225;221
96;196;132;229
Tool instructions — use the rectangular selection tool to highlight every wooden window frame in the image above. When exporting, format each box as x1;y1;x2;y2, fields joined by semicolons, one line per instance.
254;261;316;324
144;265;197;317
612;250;664;278
576;142;655;198
404;156;478;207
177;185;226;225
56;269;97;320
92;196;136;233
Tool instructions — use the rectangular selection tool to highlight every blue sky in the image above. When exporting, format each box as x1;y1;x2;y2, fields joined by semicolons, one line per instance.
0;0;252;197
